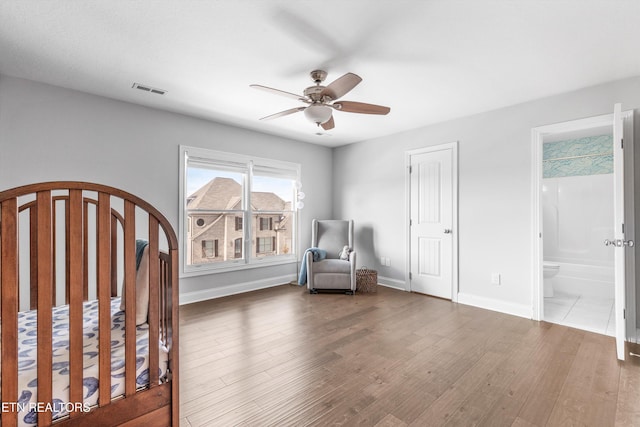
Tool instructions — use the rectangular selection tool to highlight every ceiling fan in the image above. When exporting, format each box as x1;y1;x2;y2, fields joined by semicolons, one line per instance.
250;70;390;131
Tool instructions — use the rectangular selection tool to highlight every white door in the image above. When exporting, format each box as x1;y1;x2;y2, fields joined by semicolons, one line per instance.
612;103;627;360
410;148;454;299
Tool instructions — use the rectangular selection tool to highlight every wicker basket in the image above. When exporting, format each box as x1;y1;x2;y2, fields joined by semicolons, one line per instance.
356;267;378;293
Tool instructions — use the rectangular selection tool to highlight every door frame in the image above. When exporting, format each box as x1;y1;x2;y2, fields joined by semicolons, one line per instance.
405;142;459;301
531;111;635;336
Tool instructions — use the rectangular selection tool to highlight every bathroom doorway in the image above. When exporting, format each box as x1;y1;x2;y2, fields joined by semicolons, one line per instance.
531;105;636;360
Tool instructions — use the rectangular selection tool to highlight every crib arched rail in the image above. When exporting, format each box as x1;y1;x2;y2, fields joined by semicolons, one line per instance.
0;181;179;427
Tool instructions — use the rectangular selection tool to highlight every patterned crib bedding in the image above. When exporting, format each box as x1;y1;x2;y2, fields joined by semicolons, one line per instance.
5;297;168;426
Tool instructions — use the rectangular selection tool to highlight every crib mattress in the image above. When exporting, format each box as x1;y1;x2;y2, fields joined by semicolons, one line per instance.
8;297;168;426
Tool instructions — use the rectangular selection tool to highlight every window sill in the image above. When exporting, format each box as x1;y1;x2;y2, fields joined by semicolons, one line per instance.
180;256;298;278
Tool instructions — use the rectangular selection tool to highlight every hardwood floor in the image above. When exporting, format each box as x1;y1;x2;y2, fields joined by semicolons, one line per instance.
179;285;640;426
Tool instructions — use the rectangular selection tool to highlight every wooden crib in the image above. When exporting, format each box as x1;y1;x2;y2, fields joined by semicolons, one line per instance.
0;182;179;427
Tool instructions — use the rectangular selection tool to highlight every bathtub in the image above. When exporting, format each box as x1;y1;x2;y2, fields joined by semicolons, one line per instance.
547;261;614;298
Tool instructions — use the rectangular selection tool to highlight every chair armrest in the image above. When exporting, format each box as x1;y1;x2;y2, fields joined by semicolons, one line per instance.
306;250;314;290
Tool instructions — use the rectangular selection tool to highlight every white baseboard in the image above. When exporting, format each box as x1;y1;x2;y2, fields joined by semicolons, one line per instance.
457;292;532;319
179;274;296;305
378;276;407;291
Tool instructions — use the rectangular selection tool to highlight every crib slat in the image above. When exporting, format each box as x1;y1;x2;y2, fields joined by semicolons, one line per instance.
1;197;19;427
68;190;84;416
62;196;71;307
124;200;137;396
30;205;38;309
111;215;118;297
97;192;112;406
83;201;90;302
58;196;63;307
159;254;168;346
148;215;160;388
37;190;53;426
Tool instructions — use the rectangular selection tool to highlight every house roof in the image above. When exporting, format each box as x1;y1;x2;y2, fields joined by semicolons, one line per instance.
187;177;242;210
188;177;286;211
251;192;286;211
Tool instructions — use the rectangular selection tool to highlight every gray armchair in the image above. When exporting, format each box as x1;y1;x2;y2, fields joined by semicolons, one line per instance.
306;219;356;294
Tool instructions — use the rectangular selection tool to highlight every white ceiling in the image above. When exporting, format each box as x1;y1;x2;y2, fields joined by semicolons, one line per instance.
1;1;639;147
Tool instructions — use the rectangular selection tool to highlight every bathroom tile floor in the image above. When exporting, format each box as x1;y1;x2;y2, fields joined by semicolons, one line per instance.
544;291;615;336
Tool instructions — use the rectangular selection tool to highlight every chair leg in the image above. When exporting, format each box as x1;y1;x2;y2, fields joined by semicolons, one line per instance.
309;289;318;294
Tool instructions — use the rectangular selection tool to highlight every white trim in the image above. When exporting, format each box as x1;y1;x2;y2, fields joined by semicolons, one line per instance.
179;274;296;305
530;110;635;324
377;275;408;291
405;142;459;302
457;293;532;319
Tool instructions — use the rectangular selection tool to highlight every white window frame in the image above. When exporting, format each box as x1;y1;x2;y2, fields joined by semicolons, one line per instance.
179;145;300;277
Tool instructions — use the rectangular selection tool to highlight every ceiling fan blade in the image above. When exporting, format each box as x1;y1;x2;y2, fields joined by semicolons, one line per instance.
334;101;390;115
321;115;335;131
250;84;307;102
259;106;306;121
320;73;362;100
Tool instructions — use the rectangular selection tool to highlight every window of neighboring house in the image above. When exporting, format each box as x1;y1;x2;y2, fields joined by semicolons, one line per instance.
234;238;242;258
256;237;276;254
202;240;218;258
259;217;273;231
180;146;300;275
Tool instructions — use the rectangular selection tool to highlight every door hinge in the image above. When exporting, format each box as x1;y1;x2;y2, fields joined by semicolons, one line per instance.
410;219;413;226
623;308;626;319
409;272;412;280
409;165;413;173
621;138;624;149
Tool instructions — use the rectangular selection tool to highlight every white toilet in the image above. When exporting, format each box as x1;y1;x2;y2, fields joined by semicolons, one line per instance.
543;262;560;297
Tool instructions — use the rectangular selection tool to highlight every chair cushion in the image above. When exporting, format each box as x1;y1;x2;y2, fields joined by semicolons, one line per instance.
315;220;351;259
312;259;351;274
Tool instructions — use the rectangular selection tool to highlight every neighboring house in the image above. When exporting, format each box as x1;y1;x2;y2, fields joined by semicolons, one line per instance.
186;177;292;265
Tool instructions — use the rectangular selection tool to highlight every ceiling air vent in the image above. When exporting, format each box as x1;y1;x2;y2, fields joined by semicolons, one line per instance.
132;82;166;95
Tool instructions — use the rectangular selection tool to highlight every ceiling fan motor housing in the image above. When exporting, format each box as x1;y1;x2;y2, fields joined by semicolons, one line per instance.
304;85;331;102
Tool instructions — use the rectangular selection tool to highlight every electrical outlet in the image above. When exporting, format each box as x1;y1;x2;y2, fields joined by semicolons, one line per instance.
491;273;501;286
380;256;385;266
385;257;391;267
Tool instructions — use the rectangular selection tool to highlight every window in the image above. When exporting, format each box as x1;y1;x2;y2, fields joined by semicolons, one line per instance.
234;238;243;259
180;146;300;275
256;237;276;254
259;217;272;231
201;240;218;258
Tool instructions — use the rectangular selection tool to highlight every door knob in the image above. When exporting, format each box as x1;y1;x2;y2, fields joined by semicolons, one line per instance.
444;229;452;234
624;240;635;247
604;239;615;247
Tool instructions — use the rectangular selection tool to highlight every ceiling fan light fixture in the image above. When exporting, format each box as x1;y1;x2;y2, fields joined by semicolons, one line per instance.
304;104;332;125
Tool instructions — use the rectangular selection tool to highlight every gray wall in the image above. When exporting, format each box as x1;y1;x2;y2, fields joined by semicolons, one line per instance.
333;76;640;322
0;75;333;298
2;73;639;327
